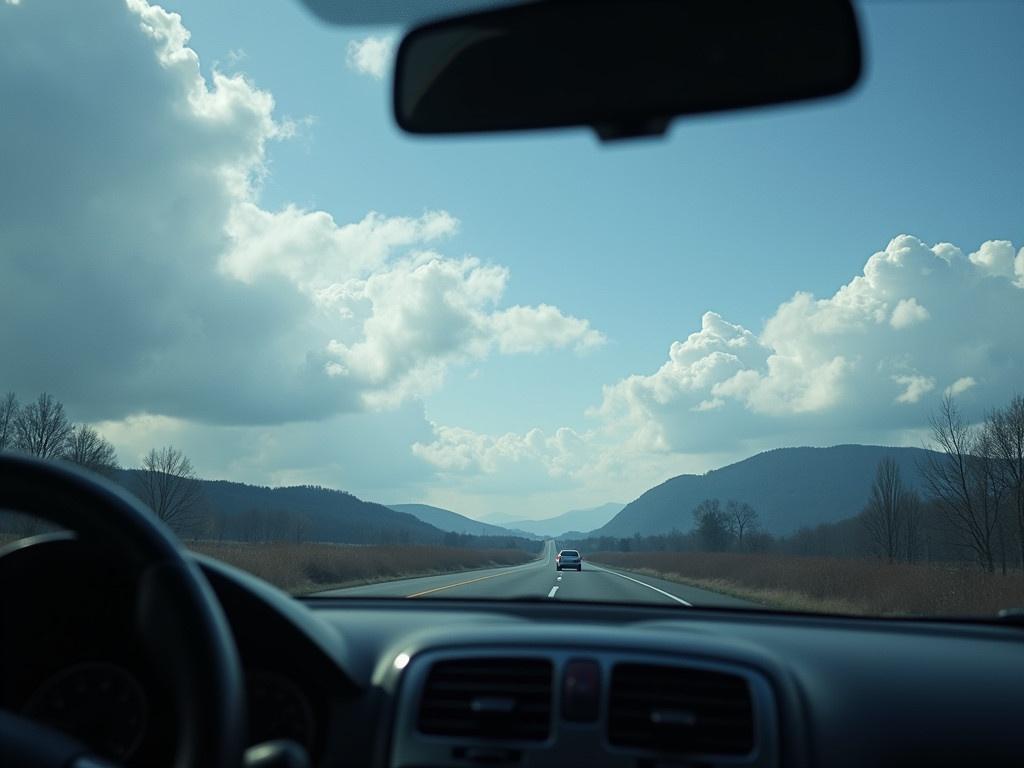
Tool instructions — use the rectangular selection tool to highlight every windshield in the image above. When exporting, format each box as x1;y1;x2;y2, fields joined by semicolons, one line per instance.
1;0;1022;617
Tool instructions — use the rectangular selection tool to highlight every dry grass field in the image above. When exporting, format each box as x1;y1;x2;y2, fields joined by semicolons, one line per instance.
191;541;534;594
0;527;535;594
591;551;1024;616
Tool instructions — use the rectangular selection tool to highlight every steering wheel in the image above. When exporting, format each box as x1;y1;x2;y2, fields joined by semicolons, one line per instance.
0;455;246;768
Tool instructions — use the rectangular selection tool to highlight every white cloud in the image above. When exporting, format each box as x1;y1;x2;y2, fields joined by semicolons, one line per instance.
586;234;1023;453
969;240;1016;279
222;204;460;289
893;374;935;404
490;305;604;354
323;255;602;408
413;424;587;478
0;0;600;425
410;416;731;512
346;35;394;79
890;297;930;329
414;234;1024;503
945;376;977;397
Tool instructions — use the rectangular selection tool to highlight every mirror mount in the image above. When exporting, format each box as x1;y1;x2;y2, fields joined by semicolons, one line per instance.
595;118;671;142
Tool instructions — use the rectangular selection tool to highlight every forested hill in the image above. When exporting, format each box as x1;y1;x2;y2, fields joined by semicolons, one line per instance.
595;445;937;538
114;470;452;545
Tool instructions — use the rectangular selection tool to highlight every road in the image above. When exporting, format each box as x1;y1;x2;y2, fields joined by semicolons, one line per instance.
316;540;755;607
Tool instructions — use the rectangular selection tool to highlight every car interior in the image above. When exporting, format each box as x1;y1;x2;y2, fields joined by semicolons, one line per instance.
2;1;1023;767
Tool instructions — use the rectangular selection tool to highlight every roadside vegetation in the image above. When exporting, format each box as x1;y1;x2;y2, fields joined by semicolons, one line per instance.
589;551;1024;616
190;542;533;594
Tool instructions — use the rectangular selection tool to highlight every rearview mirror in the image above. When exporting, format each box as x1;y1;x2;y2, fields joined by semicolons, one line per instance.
394;0;862;140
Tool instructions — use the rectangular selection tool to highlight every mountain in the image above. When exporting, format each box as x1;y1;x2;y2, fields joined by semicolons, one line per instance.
387;503;525;537
594;445;937;538
505;503;625;537
477;510;529;526
114;470;448;545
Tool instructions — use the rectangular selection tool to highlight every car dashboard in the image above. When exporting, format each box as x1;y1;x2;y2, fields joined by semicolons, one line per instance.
2;536;1023;768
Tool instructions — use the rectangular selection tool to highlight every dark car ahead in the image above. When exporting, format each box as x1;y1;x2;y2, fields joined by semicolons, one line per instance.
556;549;582;571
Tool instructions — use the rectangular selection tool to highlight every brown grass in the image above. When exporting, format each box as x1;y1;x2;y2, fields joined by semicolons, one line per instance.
190;541;534;594
590;551;1024;616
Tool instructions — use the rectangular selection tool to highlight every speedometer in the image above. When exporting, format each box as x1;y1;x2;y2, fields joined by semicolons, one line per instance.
24;661;148;762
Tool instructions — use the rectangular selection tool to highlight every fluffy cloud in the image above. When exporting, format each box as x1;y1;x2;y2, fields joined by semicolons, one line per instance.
324;255;603;408
588;235;1023;452
969;240;1024;284
413;424;587;477
345;35;394;79
892;374;935;405
414;235;1024;501
222;205;460;289
945;377;977;397
0;0;599;425
889;297;930;329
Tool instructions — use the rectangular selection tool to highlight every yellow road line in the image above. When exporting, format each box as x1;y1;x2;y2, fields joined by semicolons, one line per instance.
406;567;521;598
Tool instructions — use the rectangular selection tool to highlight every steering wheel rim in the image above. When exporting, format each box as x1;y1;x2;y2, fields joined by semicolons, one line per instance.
0;454;246;768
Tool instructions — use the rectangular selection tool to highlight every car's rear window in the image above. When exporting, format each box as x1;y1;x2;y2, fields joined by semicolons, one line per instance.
563;551;579;557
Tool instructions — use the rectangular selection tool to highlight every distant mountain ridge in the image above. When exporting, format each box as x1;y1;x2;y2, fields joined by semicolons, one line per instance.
595;445;937;538
112;470;504;545
504;502;625;537
386;503;529;537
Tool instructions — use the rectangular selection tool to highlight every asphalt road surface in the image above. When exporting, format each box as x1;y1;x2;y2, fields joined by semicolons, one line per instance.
316;540;755;607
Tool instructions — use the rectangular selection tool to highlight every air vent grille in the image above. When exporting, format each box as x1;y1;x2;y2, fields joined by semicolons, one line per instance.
418;657;553;742
608;663;755;755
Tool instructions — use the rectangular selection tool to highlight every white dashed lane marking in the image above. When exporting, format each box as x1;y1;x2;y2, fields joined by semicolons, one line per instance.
547;586;559;598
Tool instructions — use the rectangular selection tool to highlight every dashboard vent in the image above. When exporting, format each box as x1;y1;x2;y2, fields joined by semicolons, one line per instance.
418;657;553;742
608;663;755;756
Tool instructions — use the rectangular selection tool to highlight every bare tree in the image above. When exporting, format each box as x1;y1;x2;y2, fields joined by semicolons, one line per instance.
0;392;18;451
919;396;1004;571
137;446;204;533
725;500;759;549
861;457;910;562
902;488;924;563
987;394;1024;570
14;392;73;459
64;424;118;477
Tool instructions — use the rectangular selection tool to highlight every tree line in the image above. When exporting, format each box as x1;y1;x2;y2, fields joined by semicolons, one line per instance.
1;391;205;535
885;393;1024;573
563;498;772;555
0;392;118;475
851;392;1024;572
568;393;1024;575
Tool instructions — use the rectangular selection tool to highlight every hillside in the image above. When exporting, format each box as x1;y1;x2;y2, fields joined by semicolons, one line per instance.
114;470;447;545
595;445;936;537
505;502;624;537
387;503;524;537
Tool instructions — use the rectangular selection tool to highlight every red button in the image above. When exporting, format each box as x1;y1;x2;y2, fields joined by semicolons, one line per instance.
562;659;601;722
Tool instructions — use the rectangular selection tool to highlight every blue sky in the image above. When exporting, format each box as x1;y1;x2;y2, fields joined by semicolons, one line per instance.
163;0;1024;435
1;0;1022;519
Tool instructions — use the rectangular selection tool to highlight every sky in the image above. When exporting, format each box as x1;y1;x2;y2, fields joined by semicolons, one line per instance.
1;0;1022;520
